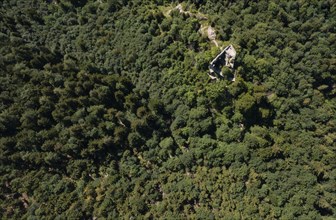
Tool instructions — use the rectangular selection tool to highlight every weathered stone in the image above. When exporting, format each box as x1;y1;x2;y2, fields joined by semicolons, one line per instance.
208;45;236;80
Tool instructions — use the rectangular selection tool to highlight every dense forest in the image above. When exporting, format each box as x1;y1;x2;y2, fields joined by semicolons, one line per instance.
0;0;335;219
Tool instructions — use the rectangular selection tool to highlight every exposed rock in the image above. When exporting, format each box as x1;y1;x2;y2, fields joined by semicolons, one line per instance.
207;26;216;41
207;26;218;47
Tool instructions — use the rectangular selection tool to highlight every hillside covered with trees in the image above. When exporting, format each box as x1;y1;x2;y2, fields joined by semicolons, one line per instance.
0;0;335;219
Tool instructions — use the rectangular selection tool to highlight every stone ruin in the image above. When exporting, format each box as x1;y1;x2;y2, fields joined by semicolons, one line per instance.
208;45;236;80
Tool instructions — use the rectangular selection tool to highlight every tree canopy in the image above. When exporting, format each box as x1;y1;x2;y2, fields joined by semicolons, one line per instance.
0;0;335;219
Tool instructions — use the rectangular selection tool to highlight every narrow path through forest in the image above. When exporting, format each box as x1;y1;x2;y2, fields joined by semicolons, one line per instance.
165;4;219;48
